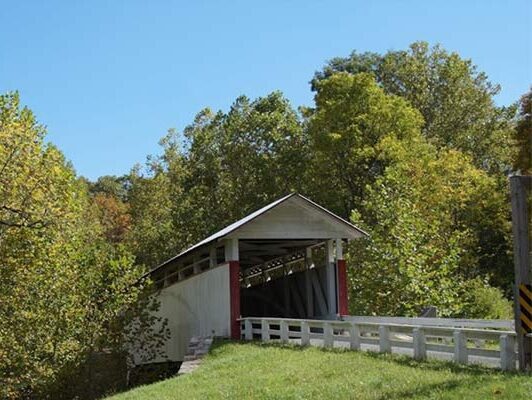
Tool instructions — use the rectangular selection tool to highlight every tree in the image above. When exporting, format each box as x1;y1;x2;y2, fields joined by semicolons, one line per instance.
349;135;511;316
305;72;423;218
513;88;532;174
1;92;82;397
310;53;515;298
313;42;515;173
88;175;130;202
0;92;167;399
183;92;307;238
92;193;132;244
0;92;75;232
127;156;186;269
127;92;307;268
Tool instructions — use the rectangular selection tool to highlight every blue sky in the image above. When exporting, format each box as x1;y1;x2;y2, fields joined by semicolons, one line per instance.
1;1;531;180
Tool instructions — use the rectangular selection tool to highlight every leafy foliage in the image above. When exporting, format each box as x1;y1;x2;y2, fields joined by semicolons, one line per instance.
311;49;515;298
92;193;132;244
313;41;516;173
348;136;510;316
305;72;423;217
462;280;513;320
513;88;532;174
87;175;130;201
127;92;307;267
127;159;181;269
0;93;167;399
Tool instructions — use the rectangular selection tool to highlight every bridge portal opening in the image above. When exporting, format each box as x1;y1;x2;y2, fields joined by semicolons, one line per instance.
239;239;335;320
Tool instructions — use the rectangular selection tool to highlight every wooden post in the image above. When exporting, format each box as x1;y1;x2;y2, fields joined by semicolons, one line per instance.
226;238;241;340
323;322;333;348
325;240;337;316
301;321;310;346
349;324;360;350
510;175;532;371
209;246;217;269
261;319;270;342
280;320;289;343
163;269;169;288
413;328;426;360
453;330;467;364
379;325;391;353
225;238;239;262
336;239;349;316
193;254;201;274
500;334;516;371
284;270;291;318
244;319;253;341
229;261;241;340
305;248;314;318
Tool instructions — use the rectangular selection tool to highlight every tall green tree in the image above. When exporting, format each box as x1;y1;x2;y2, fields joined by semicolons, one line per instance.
87;175;130;201
313;41;515;173
304;70;513;308
348;135;512;317
85;175;133;246
0;93;166;399
305;72;423;218
183;92;307;237
310;50;516;296
128;92;307;268
513;88;531;174
127;151;187;269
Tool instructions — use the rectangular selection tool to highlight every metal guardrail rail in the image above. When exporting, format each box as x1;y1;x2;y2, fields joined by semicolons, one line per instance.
239;317;518;371
342;316;514;330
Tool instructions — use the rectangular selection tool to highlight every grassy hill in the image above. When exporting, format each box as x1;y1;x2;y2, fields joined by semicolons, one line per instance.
107;341;530;400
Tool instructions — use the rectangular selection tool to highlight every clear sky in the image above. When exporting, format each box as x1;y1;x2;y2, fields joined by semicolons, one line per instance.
1;1;531;180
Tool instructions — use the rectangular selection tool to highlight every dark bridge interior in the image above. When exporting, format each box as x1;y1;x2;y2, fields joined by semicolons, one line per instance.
238;239;332;319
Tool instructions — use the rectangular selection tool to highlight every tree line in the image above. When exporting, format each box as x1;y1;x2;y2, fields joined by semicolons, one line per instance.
1;42;530;399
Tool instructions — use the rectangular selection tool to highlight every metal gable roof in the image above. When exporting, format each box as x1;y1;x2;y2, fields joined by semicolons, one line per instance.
144;193;367;278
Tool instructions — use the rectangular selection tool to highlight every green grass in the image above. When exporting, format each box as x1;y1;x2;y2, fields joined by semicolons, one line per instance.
107;341;530;400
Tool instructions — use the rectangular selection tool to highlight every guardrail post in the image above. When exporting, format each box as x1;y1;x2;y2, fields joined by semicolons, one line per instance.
500;334;516;371
413;327;426;360
323;322;333;348
349;323;360;350
453;330;467;364
379;325;391;353
280;320;289;344
510;175;532;371
301;321;310;346
261;319;270;342
244;319;253;341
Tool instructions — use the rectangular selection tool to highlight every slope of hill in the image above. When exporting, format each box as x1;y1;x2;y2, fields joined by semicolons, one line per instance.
107;341;530;400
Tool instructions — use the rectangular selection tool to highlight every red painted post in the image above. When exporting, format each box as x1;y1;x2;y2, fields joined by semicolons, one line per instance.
337;259;349;316
229;261;241;339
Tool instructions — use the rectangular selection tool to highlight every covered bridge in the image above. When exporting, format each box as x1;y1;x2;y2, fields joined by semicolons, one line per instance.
144;193;367;362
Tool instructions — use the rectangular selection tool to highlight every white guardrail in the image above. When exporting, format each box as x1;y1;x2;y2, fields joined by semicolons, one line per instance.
239;317;518;371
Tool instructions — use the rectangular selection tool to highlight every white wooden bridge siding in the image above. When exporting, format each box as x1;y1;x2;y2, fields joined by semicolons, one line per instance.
138;264;231;363
241;317;518;371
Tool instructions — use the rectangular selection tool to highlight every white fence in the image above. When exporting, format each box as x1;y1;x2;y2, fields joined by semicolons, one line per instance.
240;317;518;371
